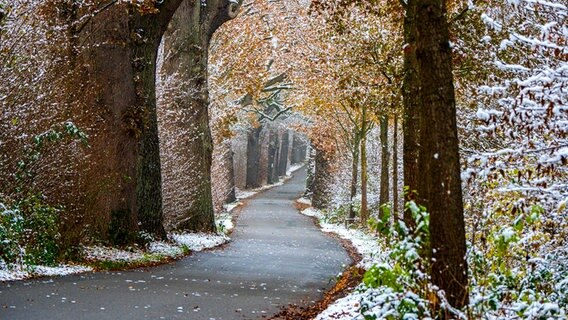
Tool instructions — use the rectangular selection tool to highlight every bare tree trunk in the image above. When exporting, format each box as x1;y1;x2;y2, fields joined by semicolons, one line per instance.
224;142;237;204
392;113;400;220
312;148;332;209
348;130;360;222
157;0;240;232
414;0;469;308
246;126;262;189
379;114;390;217
267;128;279;184
304;145;316;197
291;133;307;164
360;136;369;224
278;130;289;176
402;0;421;228
211;139;236;213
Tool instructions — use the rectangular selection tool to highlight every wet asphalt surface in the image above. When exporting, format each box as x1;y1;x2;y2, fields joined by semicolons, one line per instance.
0;168;351;320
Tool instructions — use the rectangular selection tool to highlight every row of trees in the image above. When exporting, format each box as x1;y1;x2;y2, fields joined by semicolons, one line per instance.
0;0;242;245
1;0;309;249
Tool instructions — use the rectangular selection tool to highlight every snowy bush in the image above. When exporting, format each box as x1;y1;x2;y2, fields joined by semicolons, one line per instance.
0;122;87;268
0;197;60;267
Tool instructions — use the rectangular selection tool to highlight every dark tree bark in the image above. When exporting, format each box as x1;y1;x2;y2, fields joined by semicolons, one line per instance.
311;148;332;209
224;142;237;204
246;126;262;189
291;133;307;164
348;136;360;222
299;142;307;162
402;0;421;228
76;1;184;243
267;128;280;184
157;0;240;232
379;114;390;217
278;130;289;176
414;0;469;308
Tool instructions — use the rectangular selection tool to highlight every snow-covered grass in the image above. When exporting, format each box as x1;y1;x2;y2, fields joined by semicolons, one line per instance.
169;232;228;252
0;264;93;282
0;231;230;282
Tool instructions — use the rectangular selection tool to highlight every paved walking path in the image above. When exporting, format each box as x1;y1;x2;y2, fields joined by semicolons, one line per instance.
0;168;351;319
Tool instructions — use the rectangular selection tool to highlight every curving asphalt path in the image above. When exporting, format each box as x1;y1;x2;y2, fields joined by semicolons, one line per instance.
0;167;351;319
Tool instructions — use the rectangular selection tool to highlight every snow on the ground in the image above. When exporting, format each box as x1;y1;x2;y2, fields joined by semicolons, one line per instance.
1;232;229;282
301;207;383;269
286;163;305;176
224;201;241;213
297;197;312;205
169;232;228;252
300;205;385;320
0;264;92;281
317;290;368;320
84;245;147;262
235;188;258;199
217;212;235;232
148;241;184;257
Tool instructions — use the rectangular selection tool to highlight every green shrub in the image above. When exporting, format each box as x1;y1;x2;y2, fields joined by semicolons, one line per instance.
0;196;60;266
0;121;87;268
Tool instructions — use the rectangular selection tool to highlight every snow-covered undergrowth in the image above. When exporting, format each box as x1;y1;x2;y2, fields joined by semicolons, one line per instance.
307;201;443;320
307;196;568;319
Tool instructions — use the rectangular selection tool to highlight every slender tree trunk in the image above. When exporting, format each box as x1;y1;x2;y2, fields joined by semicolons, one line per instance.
392;113;400;220
414;0;469;308
379;114;390;218
360;136;369;224
246;126;262;188
348;130;360;222
304;145;316;197
402;0;421;228
278;130;289;176
291;133;307;164
157;0;240;232
299;138;307;162
291;133;300;164
224;142;237;203
267;128;279;184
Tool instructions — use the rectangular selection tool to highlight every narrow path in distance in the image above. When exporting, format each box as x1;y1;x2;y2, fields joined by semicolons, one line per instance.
0;168;351;320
